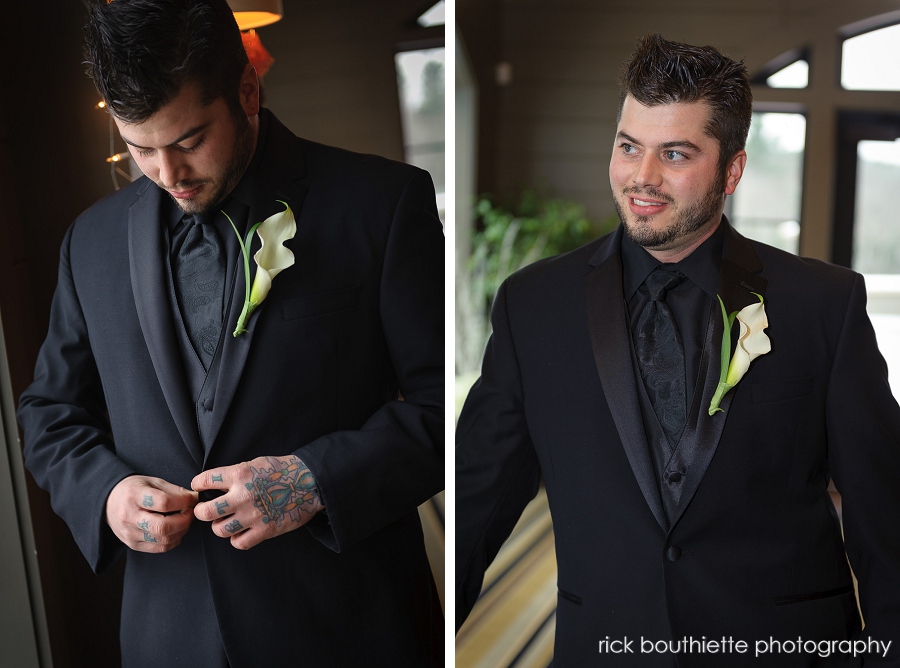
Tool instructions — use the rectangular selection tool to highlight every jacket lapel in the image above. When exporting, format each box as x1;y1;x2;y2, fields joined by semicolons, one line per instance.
584;227;669;532
204;115;309;455
665;219;767;528
128;183;205;466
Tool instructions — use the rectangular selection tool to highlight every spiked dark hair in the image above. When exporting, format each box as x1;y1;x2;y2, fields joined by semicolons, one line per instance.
618;34;753;175
84;0;249;123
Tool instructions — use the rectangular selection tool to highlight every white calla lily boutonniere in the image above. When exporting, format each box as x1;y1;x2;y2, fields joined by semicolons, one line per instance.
708;293;771;415
225;200;296;337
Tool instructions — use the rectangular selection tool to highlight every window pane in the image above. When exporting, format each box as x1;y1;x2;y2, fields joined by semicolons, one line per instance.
854;140;900;273
766;60;808;89
417;1;444;27
395;48;445;223
842;23;900;91
729;112;805;254
854;139;900;396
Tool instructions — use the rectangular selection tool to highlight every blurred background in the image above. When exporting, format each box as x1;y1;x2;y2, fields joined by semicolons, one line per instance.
455;1;900;666
0;2;444;666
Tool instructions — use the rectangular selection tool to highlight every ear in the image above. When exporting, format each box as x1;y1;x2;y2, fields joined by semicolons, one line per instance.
723;150;747;195
238;63;260;117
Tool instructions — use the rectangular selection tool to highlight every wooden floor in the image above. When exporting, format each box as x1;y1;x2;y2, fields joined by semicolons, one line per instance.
456;489;557;668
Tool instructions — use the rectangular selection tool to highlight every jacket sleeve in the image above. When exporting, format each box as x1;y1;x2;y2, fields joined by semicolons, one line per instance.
296;169;445;552
826;273;900;665
17;223;136;573
455;278;543;630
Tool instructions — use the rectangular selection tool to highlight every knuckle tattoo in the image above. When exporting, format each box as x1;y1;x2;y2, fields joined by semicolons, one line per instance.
138;519;157;543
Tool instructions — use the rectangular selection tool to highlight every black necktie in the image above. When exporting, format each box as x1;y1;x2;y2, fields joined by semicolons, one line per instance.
635;268;687;445
174;213;225;370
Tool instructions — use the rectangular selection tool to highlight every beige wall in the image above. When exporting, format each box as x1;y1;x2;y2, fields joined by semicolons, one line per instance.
261;0;440;161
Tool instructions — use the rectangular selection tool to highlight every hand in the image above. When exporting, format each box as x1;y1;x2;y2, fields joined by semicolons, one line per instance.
192;455;323;550
105;475;199;553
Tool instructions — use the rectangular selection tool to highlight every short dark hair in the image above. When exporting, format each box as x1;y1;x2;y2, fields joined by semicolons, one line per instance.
84;0;249;123
618;34;752;175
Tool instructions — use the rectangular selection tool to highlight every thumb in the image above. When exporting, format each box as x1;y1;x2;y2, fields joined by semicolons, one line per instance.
149;478;199;506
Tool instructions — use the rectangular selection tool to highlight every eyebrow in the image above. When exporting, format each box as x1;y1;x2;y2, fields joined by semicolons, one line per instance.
616;131;702;153
120;123;209;150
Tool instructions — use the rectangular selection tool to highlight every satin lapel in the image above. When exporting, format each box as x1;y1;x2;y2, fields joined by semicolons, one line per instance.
584;229;668;532
205;122;309;455
666;220;767;528
128;184;204;466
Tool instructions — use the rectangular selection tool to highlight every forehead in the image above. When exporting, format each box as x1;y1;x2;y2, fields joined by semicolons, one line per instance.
113;82;222;146
617;95;714;145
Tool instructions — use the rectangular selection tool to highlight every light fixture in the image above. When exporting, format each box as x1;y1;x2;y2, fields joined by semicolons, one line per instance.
227;0;283;30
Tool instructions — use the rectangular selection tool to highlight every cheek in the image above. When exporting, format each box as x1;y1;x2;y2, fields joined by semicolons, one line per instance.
609;159;629;189
132;155;156;179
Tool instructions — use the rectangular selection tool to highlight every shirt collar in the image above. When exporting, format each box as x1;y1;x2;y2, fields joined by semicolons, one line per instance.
621;218;725;300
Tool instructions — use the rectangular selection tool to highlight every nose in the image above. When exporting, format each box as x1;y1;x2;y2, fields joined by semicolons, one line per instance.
156;150;190;189
633;155;663;189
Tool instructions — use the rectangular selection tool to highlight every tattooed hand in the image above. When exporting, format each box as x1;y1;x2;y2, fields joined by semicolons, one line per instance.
105;475;199;553
191;455;323;550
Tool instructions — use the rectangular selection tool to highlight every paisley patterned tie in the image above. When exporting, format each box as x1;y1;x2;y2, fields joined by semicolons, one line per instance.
635;268;687;446
173;213;225;370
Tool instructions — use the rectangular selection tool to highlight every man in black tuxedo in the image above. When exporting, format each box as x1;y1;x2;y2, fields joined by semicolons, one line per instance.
17;1;443;666
457;34;900;666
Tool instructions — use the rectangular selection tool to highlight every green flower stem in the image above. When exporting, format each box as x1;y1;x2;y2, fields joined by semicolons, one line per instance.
225;211;262;337
709;295;738;416
708;382;733;416
233;301;257;337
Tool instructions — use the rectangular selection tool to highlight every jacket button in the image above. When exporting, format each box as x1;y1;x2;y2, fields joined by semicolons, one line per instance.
666;546;682;562
203;399;214;411
667;471;683;483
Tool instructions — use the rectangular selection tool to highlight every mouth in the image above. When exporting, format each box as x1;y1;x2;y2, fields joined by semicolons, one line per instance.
169;184;204;200
627;194;670;216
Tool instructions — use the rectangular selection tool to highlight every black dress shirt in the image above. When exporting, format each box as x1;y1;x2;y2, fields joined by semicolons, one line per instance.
621;222;725;414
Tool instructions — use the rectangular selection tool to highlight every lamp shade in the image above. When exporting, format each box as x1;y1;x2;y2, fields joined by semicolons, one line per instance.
227;0;283;30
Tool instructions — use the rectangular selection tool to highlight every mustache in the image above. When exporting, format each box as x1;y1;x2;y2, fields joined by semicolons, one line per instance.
622;186;674;204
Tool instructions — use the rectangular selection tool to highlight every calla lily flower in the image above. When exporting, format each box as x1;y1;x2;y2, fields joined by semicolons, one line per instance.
708;294;771;415
226;201;297;336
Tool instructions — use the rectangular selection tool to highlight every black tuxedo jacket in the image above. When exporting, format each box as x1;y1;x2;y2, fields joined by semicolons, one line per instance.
457;222;900;667
18;110;444;667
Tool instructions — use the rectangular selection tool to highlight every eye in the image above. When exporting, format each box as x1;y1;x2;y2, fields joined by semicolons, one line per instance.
137;147;155;157
179;137;205;153
665;150;686;162
620;142;638;155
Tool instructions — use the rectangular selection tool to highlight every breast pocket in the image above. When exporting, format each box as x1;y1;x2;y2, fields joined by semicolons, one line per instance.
281;285;360;321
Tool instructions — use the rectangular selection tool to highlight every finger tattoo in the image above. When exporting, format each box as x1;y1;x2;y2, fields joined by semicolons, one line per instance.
211;473;223;483
142;494;154;508
138;520;157;543
225;520;243;533
215;500;229;515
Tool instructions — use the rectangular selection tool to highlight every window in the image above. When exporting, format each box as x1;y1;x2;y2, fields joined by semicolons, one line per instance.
842;22;900;90
395;48;445;223
766;60;808;89
729;112;806;254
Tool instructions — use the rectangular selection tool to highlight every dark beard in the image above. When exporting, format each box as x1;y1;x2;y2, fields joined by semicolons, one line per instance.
172;109;255;215
617;174;725;250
